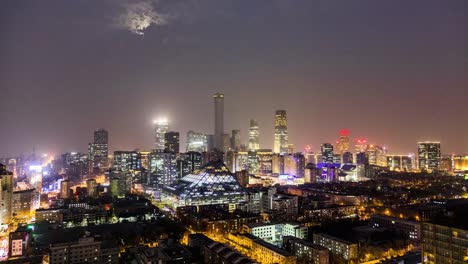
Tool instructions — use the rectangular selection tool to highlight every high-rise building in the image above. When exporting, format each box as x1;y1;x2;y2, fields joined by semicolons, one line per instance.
223;133;231;152
248;119;260;151
284;153;305;178
418;142;441;171
186;131;207;153
387;155;413;171
321;143;334;163
86;179;97;198
110;177;120;197
356;152;369;165
207;135;215;152
0;164;13;223
230;130;241;151
213;93;224;151
12;189;39;221
342;152;353;164
113;151;141;172
421;216;467;264
164;131;180;153
60;180;70;199
367;145;387;167
355;138;368;153
177;151;202;178
88;129;109;170
149;151;178;187
337;129;350;154
153;119;169;151
274;110;288;154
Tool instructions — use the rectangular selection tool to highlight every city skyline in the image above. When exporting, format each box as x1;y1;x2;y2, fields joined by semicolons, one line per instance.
1;0;467;156
0;93;464;156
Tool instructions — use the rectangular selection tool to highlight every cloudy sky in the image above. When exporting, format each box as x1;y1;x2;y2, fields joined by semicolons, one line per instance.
0;0;466;156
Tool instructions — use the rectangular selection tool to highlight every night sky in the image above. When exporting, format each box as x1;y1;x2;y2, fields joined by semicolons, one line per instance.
0;0;466;157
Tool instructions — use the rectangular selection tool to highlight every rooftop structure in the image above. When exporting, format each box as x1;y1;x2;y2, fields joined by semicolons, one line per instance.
162;160;246;208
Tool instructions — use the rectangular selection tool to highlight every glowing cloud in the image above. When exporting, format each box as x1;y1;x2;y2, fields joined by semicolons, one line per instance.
118;0;168;35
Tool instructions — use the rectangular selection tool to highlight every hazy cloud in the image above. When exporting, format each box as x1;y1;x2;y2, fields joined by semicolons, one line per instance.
117;0;169;35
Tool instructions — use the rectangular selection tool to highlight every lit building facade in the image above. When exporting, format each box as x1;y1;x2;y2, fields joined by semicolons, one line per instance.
149;151;178;187
336;129;350;154
88;129;109;170
60;180;70;199
421;222;467;264
387;155;414;171
244;223;308;246
86;179;97;198
312;233;358;261
162;161;245;209
248;119;260;151
176;151;202;178
12;189;39;222
418;142;441;171
283;153;305;178
113;151;141;172
371;215;421;241
283;236;329;264
366;145;387;167
321;143;334;163
0;164;13;223
186;130;207;153
274;110;288;154
153;119;169;151
453;156;468;177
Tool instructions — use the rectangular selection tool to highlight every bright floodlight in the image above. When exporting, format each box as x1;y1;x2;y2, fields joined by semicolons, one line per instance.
153;118;168;125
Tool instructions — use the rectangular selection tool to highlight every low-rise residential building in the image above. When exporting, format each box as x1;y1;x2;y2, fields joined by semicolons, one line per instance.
421;221;467;263
243;222;308;245
251;239;296;264
312;233;358;261
371;214;421;241
283;236;329;264
204;242;257;264
48;237;102;264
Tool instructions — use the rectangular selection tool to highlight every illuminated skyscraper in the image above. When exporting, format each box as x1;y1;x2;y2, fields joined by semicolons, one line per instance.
321;143;334;163
418;142;441;171
177;151;202;177
149;151;178;187
164;131;180;153
113;151;141;172
248;119;260;151
274;110;288;153
355;138;368;153
213;93;224;151
367;145;387;167
153;119;169;151
88;129;109;170
186;131;207;153
337;129;350;154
